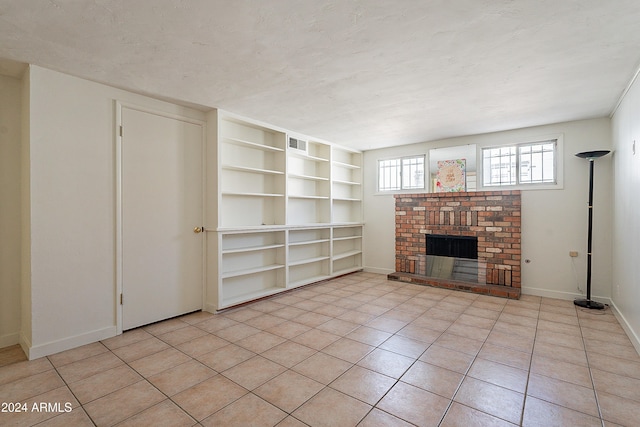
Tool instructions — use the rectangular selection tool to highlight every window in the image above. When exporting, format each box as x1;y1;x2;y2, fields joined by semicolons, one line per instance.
378;155;425;192
483;140;556;187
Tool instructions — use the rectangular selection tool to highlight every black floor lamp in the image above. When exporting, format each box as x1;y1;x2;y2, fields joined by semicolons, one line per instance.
574;150;610;310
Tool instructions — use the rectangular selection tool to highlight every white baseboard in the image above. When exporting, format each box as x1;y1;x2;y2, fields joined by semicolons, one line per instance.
608;300;640;357
363;266;394;275
19;332;32;360
521;286;611;305
24;326;117;360
0;332;20;349
204;302;217;314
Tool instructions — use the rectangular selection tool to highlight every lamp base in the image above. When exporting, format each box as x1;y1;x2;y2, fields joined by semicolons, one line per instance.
574;299;605;310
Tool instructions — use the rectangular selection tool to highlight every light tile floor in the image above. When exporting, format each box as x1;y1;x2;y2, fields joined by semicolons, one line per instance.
2;272;640;426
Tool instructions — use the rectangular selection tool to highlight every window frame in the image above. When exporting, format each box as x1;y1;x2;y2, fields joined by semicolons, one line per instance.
377;154;426;193
479;135;563;191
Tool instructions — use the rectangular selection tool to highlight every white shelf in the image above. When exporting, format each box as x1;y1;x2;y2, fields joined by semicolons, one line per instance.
289;256;331;267
289;238;330;247
222;191;284;197
333;179;361;185
331;146;362;211
222;263;285;279
333;235;362;242
289;194;329;200
332;160;361;169
222;243;285;254
333;250;362;261
224;136;284;152
332;238;362;276
333;197;361;202
289;173;329;181
288;150;329;162
222;164;284;175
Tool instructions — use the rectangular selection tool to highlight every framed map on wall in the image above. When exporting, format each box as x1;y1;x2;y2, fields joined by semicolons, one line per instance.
436;159;466;192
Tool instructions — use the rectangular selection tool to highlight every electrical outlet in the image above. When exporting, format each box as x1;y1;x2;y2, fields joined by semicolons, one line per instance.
569;251;579;257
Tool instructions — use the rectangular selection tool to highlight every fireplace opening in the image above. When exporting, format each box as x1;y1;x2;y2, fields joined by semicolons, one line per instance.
424;234;481;283
426;234;478;259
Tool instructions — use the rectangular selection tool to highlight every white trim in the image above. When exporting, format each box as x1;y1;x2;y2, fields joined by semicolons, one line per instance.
521;285;610;304
0;332;20;349
115;101;123;335
23;326;117;360
200;116;208;313
19;332;32;360
611;61;640;118
363;266;394;275
204;302;218;314
376;154;427;193
477;134;564;191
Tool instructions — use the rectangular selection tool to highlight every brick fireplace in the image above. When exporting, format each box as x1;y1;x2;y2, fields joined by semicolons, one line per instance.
388;191;521;298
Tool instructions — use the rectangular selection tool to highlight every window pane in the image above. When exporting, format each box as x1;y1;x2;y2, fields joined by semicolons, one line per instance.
483;140;556;187
402;156;425;189
483;147;516;186
378;159;401;191
519;141;555;184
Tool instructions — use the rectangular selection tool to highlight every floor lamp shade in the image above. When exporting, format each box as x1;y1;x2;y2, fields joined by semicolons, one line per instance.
574;150;610;310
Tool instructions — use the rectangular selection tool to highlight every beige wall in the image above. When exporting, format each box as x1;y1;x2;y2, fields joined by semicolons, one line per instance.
362;117;613;302
22;66;205;358
0;74;22;347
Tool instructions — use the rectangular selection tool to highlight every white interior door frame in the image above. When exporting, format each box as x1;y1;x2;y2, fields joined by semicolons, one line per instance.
115;101;207;335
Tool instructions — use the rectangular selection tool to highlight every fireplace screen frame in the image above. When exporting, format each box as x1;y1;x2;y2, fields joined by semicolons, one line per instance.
426;234;478;260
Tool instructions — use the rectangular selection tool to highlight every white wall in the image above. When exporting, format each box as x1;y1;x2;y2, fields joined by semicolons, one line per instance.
611;73;640;351
363;118;613;302
22;66;205;358
0;74;22;347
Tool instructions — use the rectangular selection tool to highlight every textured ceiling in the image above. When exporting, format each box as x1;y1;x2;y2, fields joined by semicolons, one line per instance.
1;0;640;150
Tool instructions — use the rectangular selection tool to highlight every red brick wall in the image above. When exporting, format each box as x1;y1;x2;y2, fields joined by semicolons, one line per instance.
393;191;521;294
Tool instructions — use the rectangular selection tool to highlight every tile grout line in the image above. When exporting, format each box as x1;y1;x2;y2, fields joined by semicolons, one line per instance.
576;304;609;427
517;299;541;427
140;318;255;426
438;296;516;426
44;353;98;426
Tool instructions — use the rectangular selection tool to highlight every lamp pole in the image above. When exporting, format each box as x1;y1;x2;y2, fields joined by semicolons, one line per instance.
574;150;610;310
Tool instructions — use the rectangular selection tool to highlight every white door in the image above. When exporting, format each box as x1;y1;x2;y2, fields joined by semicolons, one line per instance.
121;107;203;330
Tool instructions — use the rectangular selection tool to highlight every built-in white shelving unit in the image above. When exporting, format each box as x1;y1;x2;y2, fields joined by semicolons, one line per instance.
331;146;363;224
287;139;331;225
219;117;286;228
207;110;363;310
332;226;363;276
288;227;331;288
218;230;286;307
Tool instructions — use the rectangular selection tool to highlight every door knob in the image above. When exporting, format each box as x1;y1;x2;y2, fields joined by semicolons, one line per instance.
193;226;203;233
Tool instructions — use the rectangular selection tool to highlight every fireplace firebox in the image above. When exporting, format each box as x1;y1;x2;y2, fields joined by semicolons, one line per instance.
425;234;480;282
426;234;478;259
